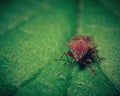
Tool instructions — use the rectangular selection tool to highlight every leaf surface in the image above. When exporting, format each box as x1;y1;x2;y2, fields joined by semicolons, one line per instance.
0;0;120;96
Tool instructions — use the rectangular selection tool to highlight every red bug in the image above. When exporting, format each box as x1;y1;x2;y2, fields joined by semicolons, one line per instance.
56;35;100;76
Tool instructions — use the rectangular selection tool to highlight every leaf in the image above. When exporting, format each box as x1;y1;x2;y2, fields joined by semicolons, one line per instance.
0;0;120;96
75;0;120;95
0;0;77;96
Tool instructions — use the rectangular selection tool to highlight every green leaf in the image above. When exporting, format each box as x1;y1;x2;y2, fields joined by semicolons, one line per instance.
0;0;120;96
75;0;120;95
0;0;77;96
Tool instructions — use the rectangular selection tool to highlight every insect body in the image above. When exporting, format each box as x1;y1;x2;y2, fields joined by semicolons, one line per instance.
66;35;95;62
56;35;100;75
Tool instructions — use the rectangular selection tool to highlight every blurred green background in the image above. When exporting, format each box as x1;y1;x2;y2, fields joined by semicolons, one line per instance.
0;0;120;96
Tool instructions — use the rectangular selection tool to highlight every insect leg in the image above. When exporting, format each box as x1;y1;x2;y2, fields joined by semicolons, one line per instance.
71;60;76;73
72;60;76;65
80;60;96;76
56;62;67;76
55;52;66;61
85;59;92;63
57;70;64;76
79;61;89;66
92;53;97;57
89;65;96;76
57;60;73;77
65;53;71;63
92;53;104;62
86;59;96;76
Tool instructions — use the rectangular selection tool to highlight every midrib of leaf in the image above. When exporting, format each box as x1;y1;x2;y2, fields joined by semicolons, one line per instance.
70;0;120;95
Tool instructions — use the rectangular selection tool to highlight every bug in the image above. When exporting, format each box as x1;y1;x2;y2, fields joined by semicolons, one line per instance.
56;35;101;76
